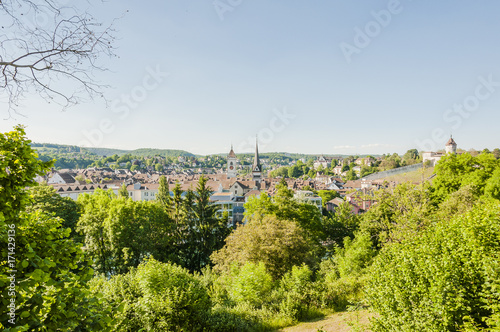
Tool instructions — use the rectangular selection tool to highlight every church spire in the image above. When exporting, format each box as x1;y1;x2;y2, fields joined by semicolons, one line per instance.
252;136;262;183
253;136;261;170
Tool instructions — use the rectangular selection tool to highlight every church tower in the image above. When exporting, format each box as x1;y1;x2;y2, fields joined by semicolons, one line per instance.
252;138;262;184
445;136;457;154
227;144;238;178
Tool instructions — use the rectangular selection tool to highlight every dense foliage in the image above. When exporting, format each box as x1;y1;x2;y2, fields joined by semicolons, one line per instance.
1;127;109;331
7;127;500;331
367;201;500;331
211;215;318;280
91;258;211;331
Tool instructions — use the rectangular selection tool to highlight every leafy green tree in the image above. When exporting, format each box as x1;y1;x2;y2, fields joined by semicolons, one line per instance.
360;182;434;248
288;165;302;178
211;215;318;280
485;168;500;201
345;168;357;181
493;148;500;159
78;191;173;275
244;180;323;241
27;183;81;240
316;190;339;212
360;165;376;177
437;184;480;218
77;189;116;275
323;201;360;251
0;126;110;330
403;149;419;162
154;163;163;172
118;183;129;198
378;153;401;170
432;153;499;202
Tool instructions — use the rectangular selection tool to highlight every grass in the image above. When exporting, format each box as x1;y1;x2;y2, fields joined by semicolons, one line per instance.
276;309;373;332
378;166;435;184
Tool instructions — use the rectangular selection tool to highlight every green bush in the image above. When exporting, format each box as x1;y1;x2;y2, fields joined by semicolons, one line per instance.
208;304;263;332
317;272;367;311
93;258;211;331
314;233;375;311
366;201;500;331
228;262;274;308
276;264;319;320
336;232;376;278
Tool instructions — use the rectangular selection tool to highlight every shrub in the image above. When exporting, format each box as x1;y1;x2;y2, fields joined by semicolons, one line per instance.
336;232;376;278
228;262;274;308
366;201;500;331
276;264;321;320
94;258;211;331
315;232;375;311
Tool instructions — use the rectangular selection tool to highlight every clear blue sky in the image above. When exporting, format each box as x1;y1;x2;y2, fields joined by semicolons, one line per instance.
2;0;500;155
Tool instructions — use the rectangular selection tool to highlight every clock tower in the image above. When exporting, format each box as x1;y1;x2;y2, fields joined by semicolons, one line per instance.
227;144;238;178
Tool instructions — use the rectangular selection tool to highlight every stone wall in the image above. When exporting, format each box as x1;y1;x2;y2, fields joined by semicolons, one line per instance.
363;163;423;181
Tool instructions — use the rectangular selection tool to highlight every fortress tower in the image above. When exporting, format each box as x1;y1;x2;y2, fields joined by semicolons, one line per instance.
445;136;457;154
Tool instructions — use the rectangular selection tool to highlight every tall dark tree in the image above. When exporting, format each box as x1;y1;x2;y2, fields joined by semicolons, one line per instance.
157;175;171;211
171;182;184;225
172;177;231;272
189;176;231;271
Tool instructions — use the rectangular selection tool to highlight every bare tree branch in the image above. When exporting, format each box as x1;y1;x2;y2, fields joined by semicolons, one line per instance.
0;0;118;117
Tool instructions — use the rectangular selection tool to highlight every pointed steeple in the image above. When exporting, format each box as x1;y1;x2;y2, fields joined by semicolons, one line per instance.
228;144;236;158
252;137;262;184
252;136;261;172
